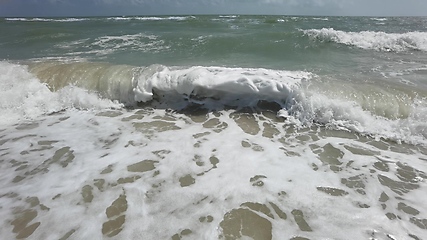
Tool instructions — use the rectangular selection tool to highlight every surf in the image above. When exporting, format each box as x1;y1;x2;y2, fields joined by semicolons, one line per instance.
0;60;425;145
302;28;427;52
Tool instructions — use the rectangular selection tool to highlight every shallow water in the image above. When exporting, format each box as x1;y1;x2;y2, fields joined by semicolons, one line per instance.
1;107;426;239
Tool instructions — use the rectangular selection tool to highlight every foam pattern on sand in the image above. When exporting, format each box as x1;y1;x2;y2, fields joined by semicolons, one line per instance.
0;107;427;239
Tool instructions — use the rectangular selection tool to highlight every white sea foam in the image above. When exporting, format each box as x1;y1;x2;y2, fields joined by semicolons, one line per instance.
0;102;426;239
5;18;28;21
53;33;169;56
133;65;309;104
93;33;168;54
5;17;89;22
131;65;427;144
219;15;238;18
303;28;427;52
312;17;329;21
283;91;427;145
107;16;190;21
27;62;308;107
0;61;122;125
371;17;388;22
5;16;188;23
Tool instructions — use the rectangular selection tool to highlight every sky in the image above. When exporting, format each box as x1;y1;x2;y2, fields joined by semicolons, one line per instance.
0;0;426;17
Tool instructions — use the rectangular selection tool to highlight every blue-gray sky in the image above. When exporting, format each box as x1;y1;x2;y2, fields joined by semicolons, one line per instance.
1;0;426;17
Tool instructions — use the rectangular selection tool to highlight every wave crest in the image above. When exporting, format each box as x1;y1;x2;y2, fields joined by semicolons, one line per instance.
0;61;122;124
3;60;426;145
5;17;90;22
134;65;309;106
303;28;427;52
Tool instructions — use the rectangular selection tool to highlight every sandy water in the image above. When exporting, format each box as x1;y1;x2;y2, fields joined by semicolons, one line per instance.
1;106;427;239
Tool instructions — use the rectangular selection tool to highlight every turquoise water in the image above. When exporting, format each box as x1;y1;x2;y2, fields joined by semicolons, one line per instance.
2;16;427;68
1;15;427;239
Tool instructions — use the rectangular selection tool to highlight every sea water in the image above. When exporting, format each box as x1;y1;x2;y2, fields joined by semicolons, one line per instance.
0;15;427;239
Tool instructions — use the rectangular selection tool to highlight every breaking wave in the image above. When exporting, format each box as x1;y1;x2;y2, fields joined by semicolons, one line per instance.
4;16;193;23
303;28;427;52
5;17;90;22
0;61;122;125
1;60;426;145
106;16;192;21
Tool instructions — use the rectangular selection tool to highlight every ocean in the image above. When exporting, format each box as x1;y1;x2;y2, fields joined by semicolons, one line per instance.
1;15;427;239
